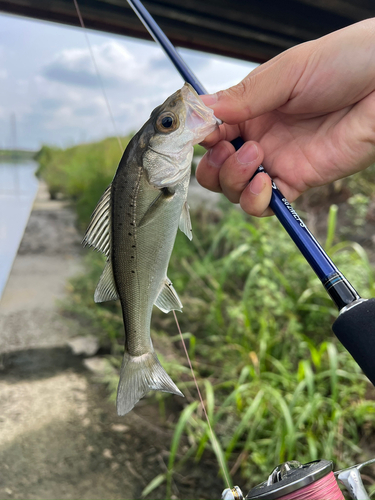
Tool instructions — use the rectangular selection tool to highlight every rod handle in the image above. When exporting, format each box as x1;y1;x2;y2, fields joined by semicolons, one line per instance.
332;298;375;385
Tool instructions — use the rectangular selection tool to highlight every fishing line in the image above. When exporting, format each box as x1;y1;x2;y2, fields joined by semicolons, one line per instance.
72;0;124;153
276;473;344;500
172;310;231;489
73;0;230;486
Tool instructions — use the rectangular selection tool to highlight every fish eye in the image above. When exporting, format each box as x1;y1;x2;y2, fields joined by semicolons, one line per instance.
156;112;179;133
162;116;173;128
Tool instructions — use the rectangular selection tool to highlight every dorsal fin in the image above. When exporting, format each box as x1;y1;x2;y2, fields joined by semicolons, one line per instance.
82;184;111;257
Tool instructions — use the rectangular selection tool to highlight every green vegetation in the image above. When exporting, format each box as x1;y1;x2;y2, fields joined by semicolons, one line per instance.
36;138;129;225
37;138;375;497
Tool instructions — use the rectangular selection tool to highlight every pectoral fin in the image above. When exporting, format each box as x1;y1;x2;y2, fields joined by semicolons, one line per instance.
138;188;174;228
179;201;192;240
154;278;182;313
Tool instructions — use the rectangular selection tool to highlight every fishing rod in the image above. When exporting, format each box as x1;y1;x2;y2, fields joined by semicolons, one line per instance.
127;0;375;387
221;458;375;500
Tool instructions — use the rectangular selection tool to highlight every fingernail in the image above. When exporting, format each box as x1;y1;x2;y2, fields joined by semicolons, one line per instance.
207;144;230;168
237;143;258;164
201;93;218;106
249;174;265;195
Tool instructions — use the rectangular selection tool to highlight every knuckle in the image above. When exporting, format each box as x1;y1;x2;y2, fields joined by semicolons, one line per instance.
223;80;249;103
221;78;253;118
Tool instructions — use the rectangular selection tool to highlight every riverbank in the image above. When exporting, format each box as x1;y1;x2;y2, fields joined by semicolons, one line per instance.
0;181;219;500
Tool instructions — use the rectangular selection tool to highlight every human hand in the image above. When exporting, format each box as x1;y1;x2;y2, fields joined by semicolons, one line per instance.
197;18;375;216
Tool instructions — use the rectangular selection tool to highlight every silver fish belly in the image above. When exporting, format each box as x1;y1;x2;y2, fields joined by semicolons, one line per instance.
83;83;220;415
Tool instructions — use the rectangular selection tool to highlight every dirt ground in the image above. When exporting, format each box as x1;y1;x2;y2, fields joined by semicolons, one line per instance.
0;183;220;500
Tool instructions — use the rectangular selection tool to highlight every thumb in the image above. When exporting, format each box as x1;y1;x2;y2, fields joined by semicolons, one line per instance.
201;47;304;125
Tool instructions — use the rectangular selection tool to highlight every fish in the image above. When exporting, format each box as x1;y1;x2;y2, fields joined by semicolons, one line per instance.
83;83;220;415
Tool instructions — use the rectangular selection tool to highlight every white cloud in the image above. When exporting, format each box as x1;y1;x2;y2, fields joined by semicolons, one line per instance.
29;39;188;145
42;41;152;88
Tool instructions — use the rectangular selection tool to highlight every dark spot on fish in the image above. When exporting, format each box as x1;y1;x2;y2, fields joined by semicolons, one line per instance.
131;256;134;259
128;233;132;236
132;245;136;248
131;270;135;273
130;223;134;226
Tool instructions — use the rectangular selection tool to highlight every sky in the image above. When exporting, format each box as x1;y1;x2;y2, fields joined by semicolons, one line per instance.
0;12;257;151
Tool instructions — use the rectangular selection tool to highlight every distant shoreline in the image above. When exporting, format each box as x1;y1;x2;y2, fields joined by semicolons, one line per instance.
0;149;37;162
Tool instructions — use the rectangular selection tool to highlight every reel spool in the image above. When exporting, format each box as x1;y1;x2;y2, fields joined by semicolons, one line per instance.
243;460;343;500
222;459;375;500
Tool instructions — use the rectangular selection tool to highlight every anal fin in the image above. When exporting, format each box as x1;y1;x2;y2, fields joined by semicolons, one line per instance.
94;260;119;303
154;277;182;313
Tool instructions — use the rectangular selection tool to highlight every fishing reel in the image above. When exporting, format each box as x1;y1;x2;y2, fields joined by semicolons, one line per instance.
221;458;375;500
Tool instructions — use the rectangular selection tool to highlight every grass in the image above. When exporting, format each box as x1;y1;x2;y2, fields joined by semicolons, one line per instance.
37;137;375;498
150;204;375;492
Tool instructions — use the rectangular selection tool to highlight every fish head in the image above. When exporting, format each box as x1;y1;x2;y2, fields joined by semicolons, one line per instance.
150;83;221;148
143;83;221;187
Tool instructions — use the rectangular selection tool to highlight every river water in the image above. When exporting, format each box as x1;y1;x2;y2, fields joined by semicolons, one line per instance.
0;161;38;299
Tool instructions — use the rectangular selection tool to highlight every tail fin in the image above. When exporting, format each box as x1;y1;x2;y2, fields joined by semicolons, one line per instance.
116;350;184;416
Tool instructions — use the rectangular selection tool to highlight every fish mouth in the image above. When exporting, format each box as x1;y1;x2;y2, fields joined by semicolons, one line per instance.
181;83;222;143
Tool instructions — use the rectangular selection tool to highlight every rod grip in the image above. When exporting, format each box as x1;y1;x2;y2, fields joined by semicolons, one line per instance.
332;298;375;386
